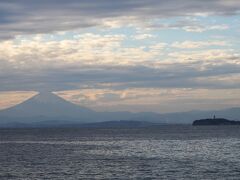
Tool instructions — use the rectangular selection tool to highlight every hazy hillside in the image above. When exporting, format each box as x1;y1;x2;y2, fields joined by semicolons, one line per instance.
0;92;239;127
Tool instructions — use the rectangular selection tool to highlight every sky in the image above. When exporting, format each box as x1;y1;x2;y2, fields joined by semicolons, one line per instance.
0;0;240;113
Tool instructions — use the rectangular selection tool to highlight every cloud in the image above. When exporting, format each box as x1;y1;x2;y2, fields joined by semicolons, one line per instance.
0;31;239;92
0;1;239;113
0;0;239;40
1;87;239;113
172;40;229;49
182;24;229;32
0;91;37;110
146;19;229;32
133;34;154;40
55;88;240;112
1;59;239;91
168;49;239;62
0;33;127;69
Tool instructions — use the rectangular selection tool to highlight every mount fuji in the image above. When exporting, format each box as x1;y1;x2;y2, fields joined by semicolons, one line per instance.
0;92;156;126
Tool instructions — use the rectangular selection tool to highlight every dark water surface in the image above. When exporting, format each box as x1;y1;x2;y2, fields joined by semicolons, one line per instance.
0;125;240;179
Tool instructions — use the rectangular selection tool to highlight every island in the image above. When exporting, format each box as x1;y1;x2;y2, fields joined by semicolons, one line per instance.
193;118;240;126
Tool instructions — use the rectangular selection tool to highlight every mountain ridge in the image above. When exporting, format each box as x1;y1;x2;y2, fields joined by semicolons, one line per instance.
0;92;239;127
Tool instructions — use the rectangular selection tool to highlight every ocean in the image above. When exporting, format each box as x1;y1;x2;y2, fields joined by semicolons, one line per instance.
0;125;240;179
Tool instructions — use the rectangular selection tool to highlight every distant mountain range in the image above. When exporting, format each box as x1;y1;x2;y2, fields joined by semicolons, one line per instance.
0;92;239;127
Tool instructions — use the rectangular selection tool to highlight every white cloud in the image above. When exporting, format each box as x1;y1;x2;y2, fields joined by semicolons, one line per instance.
0;33;167;71
182;24;229;32
0;33;239;92
133;34;154;40
168;49;239;62
172;40;229;49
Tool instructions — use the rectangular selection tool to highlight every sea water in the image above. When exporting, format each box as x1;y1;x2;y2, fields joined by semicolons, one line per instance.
0;125;240;179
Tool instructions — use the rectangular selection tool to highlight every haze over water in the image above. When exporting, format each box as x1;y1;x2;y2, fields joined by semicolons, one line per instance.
1;126;240;179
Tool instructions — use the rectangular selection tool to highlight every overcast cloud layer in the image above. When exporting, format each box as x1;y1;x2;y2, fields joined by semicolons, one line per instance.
1;0;240;40
0;0;239;112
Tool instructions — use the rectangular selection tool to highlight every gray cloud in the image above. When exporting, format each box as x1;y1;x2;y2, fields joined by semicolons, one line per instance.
1;60;239;91
0;0;240;40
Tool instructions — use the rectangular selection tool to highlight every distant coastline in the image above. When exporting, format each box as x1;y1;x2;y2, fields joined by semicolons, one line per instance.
193;118;240;126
